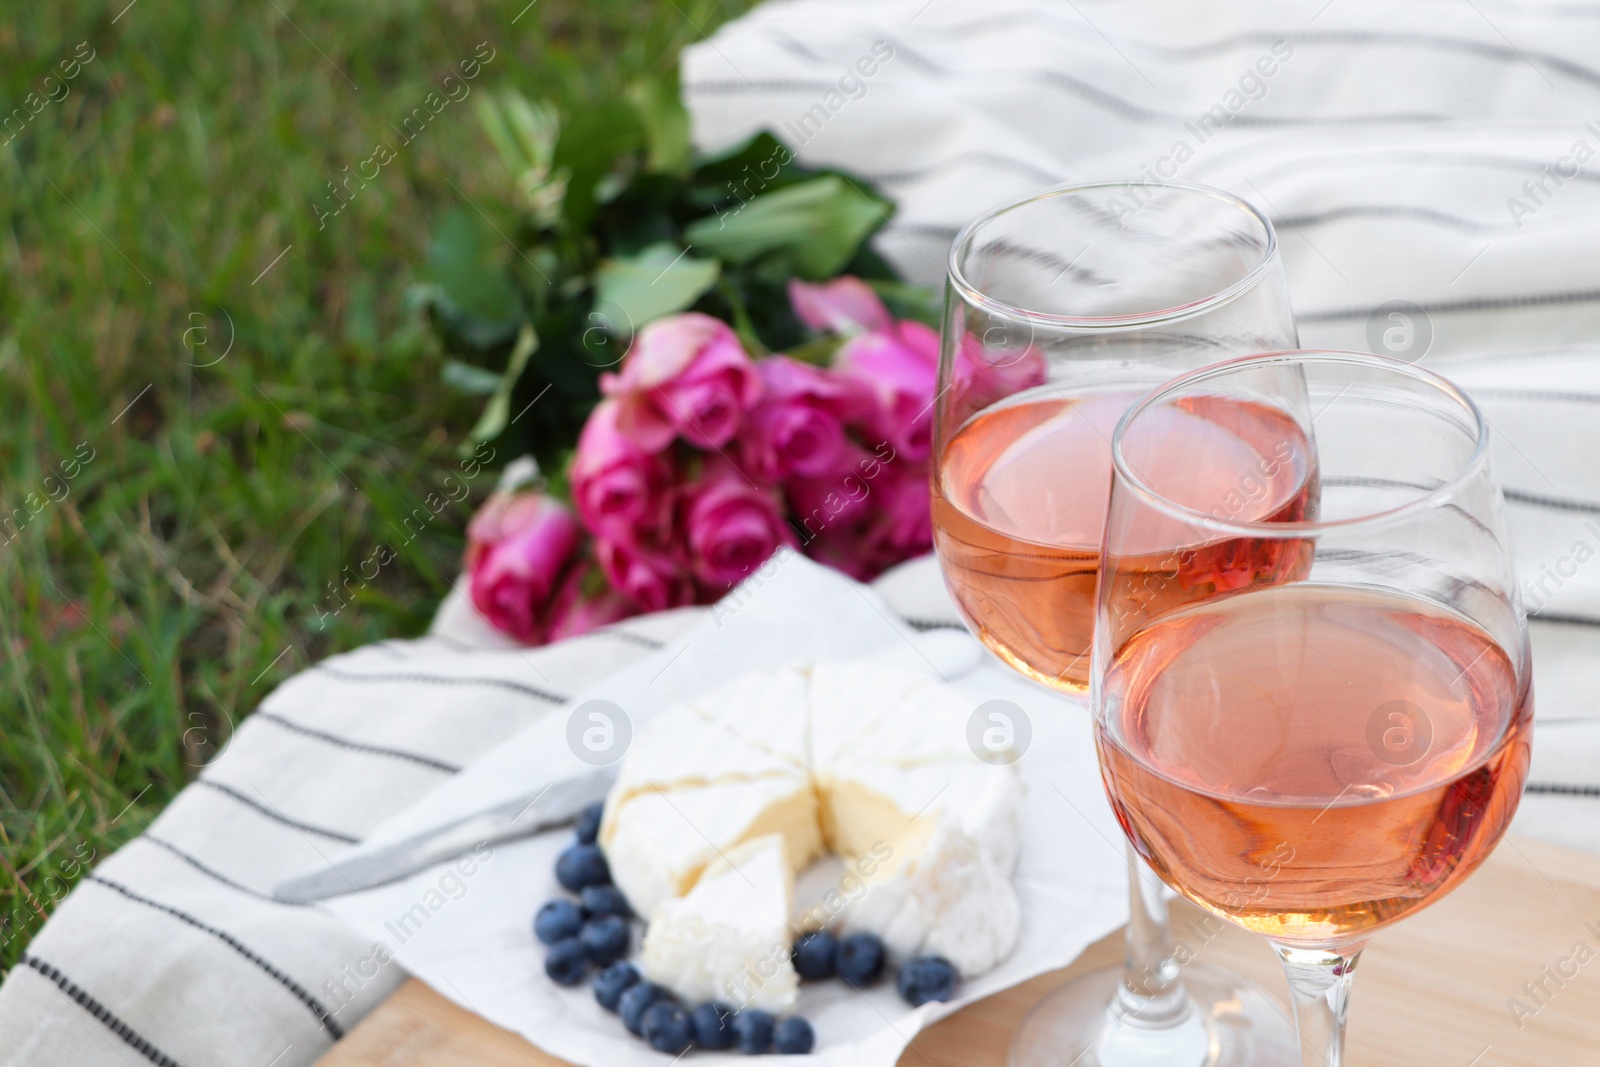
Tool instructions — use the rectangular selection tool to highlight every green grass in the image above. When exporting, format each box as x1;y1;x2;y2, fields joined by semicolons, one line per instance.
0;0;754;970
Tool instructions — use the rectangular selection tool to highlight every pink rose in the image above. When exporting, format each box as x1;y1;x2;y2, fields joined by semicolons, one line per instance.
788;276;891;334
600;313;760;450
545;557;636;642
571;399;674;541
786;443;885;581
466;492;583;644
682;458;797;591
790;443;931;581
596;537;696;614
864;461;933;563
736;357;866;481
952;333;1049;416
833;320;941;462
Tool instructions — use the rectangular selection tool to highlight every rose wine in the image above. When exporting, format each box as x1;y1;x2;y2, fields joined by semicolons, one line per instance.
932;389;1315;690
1097;584;1532;946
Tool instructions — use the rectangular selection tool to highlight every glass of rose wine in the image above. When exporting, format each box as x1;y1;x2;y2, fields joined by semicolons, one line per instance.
933;181;1302;1066
1094;351;1532;1067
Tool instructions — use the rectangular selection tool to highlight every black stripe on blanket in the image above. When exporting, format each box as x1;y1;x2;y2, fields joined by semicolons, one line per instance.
254;711;462;774
1526;783;1600;797
687;68;1448;128
1528;610;1600;628
1273;204;1503;234
193;779;361;844
313;664;568;705
901;223;961;242
857;150;1062;186
87;876;345;1040
1299;288;1600;323
1143;30;1600;92
141;834;306;907
1244;150;1600;193
1471;387;1600;406
594;627;666;650
1503;488;1600;516
899;616;968;633
19;954;186;1067
684;78;839;93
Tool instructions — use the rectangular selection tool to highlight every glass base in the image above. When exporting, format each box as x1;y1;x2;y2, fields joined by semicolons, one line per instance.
1007;963;1297;1067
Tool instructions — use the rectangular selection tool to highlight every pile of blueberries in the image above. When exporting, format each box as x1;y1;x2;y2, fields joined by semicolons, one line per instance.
535;802;960;1056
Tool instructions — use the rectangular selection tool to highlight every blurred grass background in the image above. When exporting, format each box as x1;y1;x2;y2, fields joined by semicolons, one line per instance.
0;0;753;970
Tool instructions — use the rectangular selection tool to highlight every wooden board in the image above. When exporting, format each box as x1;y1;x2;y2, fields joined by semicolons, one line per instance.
318;835;1600;1066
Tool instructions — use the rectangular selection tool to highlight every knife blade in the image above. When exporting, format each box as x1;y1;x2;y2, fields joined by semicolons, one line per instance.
272;766;617;904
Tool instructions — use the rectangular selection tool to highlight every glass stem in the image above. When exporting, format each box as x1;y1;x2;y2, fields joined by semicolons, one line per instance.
1114;843;1189;1025
1272;942;1364;1067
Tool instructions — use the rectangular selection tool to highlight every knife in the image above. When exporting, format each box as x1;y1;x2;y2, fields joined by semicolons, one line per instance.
272;766;618;904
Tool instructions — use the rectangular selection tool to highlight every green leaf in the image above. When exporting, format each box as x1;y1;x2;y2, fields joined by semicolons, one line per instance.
552;101;646;230
628;75;691;176
464;323;538;453
685;132;810;210
593;242;720;334
683;175;892;279
868;278;940;326
476;90;565;226
441;359;503;396
426;208;521;326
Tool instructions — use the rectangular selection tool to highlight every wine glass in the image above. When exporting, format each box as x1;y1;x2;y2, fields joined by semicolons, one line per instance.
932;181;1300;1067
1094;351;1532;1066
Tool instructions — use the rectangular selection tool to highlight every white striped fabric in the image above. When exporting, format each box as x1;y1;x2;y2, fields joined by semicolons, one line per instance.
6;2;1600;1063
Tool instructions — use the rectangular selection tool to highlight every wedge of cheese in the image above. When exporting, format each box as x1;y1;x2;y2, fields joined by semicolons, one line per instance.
603;774;822;914
641;834;800;1013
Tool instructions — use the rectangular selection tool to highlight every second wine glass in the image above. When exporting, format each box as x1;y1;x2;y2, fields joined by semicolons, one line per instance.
1094;351;1532;1066
932;181;1301;1067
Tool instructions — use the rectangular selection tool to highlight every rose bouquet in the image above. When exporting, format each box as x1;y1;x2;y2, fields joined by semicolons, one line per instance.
421;75;1044;642
462;277;1045;644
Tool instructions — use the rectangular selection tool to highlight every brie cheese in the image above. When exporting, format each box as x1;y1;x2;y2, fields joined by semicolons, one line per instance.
641;833;800;1013
600;660;1025;1003
602;773;822;917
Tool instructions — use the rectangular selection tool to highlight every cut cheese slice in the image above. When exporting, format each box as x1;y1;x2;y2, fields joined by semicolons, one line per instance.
601;773;821;917
642;834;799;1014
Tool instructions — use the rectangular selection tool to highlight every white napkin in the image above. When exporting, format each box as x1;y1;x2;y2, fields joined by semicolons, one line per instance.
320;550;1127;1065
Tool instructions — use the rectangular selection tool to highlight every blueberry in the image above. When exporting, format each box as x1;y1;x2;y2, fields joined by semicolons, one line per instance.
579;913;630;964
580;884;632;918
835;932;886;988
543;937;589;986
774;1016;815;1054
732;1010;775;1054
594;961;640;1012
619;981;669;1036
574;801;604;845
792;930;837;980
642;1001;695;1054
533;899;585;945
896;955;958;1007
555;843;611;892
692;1002;736;1050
